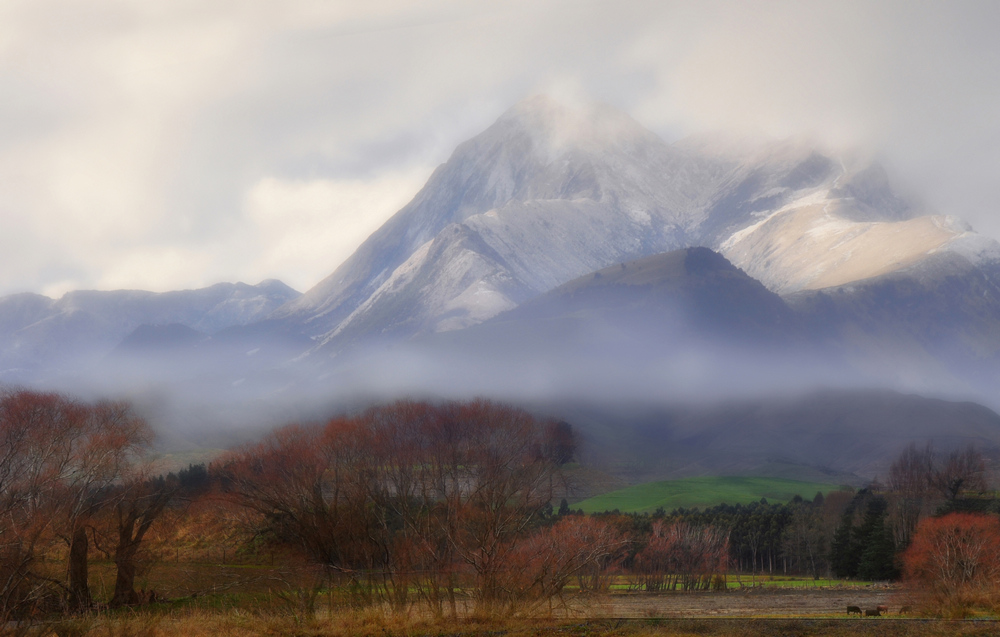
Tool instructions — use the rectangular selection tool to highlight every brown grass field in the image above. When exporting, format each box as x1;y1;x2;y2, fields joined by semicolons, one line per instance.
20;570;1000;637
22;543;998;636
32;612;1000;637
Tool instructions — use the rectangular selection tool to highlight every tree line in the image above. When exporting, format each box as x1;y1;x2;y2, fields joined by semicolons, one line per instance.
589;441;994;587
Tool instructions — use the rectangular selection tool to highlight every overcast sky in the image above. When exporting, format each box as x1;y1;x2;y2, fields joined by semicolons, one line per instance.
2;0;999;298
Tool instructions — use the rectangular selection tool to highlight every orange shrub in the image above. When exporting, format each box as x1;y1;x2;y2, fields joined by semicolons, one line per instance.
901;512;1000;617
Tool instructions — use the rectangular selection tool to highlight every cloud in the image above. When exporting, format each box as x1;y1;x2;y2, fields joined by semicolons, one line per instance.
627;1;1000;234
240;168;431;291
2;0;1000;296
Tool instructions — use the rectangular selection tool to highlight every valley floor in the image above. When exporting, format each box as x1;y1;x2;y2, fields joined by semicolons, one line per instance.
573;587;893;618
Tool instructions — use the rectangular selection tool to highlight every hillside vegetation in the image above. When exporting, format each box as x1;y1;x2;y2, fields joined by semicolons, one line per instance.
576;476;843;513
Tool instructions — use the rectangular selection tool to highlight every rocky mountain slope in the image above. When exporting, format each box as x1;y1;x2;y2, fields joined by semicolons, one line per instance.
787;250;1000;394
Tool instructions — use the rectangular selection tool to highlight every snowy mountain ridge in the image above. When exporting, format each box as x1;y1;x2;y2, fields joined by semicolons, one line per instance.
271;95;1000;354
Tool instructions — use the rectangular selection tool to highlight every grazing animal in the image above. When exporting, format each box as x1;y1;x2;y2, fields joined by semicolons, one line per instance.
864;608;881;617
846;605;862;616
877;605;888;614
899;605;912;615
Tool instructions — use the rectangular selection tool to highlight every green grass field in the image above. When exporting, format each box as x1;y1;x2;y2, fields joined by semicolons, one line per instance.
575;476;844;513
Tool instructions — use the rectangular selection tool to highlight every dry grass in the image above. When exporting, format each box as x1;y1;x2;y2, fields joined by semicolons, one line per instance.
28;611;1000;637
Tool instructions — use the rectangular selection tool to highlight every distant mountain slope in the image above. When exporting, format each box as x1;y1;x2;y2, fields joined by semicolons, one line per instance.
718;174;1000;296
113;323;206;354
487;247;801;346
543;389;1000;481
0;279;300;380
10;95;1000;455
787;250;1000;393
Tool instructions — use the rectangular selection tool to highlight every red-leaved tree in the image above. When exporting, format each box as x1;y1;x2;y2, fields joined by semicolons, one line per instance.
497;516;629;609
633;521;729;591
902;513;1000;617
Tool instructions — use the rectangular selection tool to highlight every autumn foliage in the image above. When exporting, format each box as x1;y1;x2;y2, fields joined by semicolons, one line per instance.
902;513;1000;617
219;399;596;615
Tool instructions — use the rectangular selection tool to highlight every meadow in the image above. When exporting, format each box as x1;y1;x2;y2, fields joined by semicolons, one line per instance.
575;476;843;513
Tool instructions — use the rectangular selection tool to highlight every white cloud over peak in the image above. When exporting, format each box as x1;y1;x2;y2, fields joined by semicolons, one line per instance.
2;0;1000;296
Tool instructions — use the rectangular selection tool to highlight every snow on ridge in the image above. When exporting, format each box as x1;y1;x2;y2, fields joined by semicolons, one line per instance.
720;201;973;295
321;239;436;344
933;223;1000;264
720;189;833;251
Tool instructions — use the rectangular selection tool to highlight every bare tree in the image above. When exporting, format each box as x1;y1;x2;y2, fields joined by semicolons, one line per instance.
101;474;174;607
888;443;935;548
64;400;151;610
903;513;1000;617
221;399;564;615
933;445;987;502
220;419;377;589
496;516;628;608
0;390;152;615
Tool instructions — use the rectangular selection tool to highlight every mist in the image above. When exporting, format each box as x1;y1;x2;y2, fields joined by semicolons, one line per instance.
14;248;993;469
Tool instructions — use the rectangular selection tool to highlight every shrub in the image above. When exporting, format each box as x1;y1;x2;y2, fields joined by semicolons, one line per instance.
901;512;1000;617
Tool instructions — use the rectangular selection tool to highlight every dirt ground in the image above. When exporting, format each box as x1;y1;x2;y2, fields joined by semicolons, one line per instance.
561;587;896;618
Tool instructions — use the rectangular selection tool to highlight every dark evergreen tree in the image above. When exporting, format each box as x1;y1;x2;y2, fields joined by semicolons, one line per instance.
857;521;897;580
829;513;857;578
855;497;898;580
558;498;571;516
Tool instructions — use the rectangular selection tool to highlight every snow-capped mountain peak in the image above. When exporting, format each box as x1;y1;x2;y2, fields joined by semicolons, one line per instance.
267;96;999;356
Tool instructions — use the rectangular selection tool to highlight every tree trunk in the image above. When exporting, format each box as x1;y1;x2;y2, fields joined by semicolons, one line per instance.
109;480;173;607
111;542;139;607
68;526;91;611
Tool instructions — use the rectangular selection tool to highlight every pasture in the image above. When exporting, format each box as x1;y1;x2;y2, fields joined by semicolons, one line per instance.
576;476;844;513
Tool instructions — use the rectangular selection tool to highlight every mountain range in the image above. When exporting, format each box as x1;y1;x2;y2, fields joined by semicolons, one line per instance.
6;95;1000;481
0;280;299;382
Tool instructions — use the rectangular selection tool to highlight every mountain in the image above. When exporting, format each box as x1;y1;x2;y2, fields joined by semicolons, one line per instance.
0;279;300;381
270;96;1000;362
271;95;730;345
8;95;1000;482
503;247;797;338
114;323;206;354
718;175;999;295
324;248;850;410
